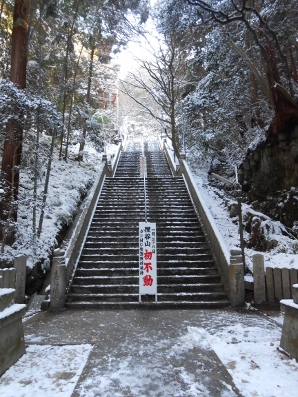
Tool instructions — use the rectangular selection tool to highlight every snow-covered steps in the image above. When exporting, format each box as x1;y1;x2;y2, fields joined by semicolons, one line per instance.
114;152;141;177
146;151;172;177
66;141;229;309
65;301;229;310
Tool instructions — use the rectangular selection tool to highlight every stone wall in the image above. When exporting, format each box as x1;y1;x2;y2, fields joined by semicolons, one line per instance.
238;125;298;228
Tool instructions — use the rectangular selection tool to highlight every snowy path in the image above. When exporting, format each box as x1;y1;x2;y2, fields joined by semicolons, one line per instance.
1;308;298;397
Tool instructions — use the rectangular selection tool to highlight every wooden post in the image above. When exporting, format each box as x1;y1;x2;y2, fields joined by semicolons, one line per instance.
229;250;245;307
237;198;246;270
266;267;275;303
253;254;266;304
14;255;26;303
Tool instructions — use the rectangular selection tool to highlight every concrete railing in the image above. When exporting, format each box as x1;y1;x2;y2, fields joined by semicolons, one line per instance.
163;145;245;306
0;256;27;304
280;284;298;360
179;159;231;288
50;143;123;310
122;134;128;151
111;139;123;177
0;268;26;376
0;268;16;289
162;141;180;177
64;164;108;289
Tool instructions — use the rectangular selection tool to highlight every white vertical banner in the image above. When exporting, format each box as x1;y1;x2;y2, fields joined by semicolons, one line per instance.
139;222;157;300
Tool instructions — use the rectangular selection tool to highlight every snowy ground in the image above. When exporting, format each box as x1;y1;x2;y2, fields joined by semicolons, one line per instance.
0;141;119;268
1;308;298;397
192;171;298;272
0;344;93;397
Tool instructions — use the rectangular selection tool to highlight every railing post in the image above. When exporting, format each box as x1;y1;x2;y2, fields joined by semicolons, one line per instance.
237;198;246;269
253;254;266;304
14;255;27;304
280;284;298;360
0;268;15;289
229;249;245;307
50;249;66;310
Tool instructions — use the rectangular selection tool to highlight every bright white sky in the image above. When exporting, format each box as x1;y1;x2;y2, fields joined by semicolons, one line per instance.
113;1;159;79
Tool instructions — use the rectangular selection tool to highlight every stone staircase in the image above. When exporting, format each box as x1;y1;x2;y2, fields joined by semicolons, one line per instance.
66;140;229;309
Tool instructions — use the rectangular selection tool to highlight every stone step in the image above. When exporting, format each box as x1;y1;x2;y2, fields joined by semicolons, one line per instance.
86;232;206;241
92;216;145;221
65;300;230;310
78;259;215;269
94;208;196;214
104;181;143;186
99;194;144;198
76;267;219;277
101;186;144;190
81;249;138;256
83;241;206;248
147;260;216;268
86;235;204;243
146;199;193;204
88;222;202;229
67;291;228;304
147;217;199;223
73;274;221;285
80;252;213;262
94;206;195;212
78;260;139;268
81;246;212;260
91;217;199;223
76;268;139;277
87;227;204;234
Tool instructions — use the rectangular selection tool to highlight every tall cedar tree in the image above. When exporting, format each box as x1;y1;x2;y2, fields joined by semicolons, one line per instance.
0;0;29;243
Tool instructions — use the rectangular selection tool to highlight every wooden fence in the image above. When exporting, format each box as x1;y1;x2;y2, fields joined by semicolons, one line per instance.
265;267;298;302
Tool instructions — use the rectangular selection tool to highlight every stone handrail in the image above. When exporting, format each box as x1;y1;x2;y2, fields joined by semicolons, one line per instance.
122;134;128;151
161;139;179;176
164;145;235;300
65;142;122;288
64;164;108;289
50;143;123;309
111;140;122;177
179;159;230;289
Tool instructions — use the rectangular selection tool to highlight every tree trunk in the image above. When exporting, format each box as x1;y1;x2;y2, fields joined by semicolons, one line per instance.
37;131;56;238
0;0;29;245
289;46;298;83
78;41;95;162
65;44;84;160
250;72;264;129
0;0;5;19
270;88;298;134
59;0;81;160
170;105;180;159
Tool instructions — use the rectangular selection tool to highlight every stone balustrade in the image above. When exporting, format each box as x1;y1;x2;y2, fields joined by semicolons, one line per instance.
0;269;26;376
50;142;123;310
280;285;298;360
